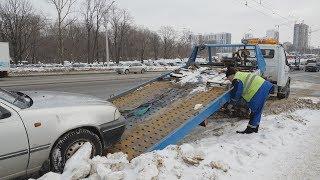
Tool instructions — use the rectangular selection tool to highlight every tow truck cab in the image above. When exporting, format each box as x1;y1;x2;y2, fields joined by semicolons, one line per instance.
259;44;290;98
241;38;291;99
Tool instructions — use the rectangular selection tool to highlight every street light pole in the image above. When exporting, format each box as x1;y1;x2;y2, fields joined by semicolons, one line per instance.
104;0;115;67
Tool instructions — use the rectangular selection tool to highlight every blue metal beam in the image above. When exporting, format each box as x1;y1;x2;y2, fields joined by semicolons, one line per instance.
148;90;231;151
255;45;266;73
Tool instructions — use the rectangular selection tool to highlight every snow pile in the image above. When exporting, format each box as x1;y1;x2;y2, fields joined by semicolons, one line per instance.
171;67;228;86
194;104;203;110
170;66;228;95
189;85;207;94
36;142;93;180
37;104;320;180
10;58;189;76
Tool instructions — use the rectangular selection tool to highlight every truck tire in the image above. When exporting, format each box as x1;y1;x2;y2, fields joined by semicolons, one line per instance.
277;79;290;99
124;69;129;74
50;128;102;173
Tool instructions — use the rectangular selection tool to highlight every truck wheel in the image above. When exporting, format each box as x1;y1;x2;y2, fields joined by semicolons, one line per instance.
277;93;286;99
124;69;129;74
277;80;290;99
50;128;102;173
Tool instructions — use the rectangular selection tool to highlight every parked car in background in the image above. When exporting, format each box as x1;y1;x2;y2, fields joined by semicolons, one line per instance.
305;63;320;72
0;42;10;78
0;88;126;179
158;62;168;66
116;62;146;74
289;62;303;71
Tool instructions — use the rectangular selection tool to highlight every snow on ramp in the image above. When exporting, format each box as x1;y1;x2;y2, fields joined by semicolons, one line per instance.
36;106;320;180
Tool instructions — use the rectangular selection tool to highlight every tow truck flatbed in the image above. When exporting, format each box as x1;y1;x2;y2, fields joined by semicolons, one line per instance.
106;44;266;159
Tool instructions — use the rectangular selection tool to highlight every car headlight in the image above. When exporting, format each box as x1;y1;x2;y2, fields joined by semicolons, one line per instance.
114;108;121;120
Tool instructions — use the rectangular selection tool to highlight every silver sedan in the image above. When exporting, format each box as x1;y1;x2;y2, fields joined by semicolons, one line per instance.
0;89;126;179
116;62;147;74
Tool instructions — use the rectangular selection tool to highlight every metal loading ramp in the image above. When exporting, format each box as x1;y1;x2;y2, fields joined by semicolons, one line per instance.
107;80;228;159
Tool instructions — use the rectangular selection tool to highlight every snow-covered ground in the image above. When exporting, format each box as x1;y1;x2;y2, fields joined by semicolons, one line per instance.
36;98;320;180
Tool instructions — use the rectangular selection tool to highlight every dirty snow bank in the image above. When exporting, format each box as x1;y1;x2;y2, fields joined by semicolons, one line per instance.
300;96;320;104
172;67;227;86
171;67;228;95
37;107;320;180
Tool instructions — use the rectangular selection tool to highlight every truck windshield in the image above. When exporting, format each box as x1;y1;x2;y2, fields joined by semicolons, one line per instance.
0;89;33;109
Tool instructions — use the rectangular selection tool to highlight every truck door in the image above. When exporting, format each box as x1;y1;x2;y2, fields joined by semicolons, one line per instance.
0;103;29;179
262;47;277;82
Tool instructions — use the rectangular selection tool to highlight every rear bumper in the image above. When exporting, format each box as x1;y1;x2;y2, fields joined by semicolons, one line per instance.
98;116;126;148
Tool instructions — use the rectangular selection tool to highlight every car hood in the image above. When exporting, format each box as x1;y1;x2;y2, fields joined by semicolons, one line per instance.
23;91;112;109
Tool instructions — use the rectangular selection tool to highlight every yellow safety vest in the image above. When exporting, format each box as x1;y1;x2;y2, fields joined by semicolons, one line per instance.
234;72;265;102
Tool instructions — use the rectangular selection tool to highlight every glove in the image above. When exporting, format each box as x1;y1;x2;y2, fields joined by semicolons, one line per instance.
229;99;237;106
227;103;234;111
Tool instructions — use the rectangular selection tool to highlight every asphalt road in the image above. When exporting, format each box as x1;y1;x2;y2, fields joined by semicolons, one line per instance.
0;70;319;100
0;72;164;99
290;70;320;97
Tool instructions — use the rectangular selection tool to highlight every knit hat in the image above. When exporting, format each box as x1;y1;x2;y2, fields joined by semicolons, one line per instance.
225;67;236;77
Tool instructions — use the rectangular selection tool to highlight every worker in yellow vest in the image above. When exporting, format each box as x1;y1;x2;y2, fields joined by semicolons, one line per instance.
225;67;273;134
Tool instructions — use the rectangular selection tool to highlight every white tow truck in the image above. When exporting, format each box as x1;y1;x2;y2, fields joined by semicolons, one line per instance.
244;39;291;99
0;42;10;78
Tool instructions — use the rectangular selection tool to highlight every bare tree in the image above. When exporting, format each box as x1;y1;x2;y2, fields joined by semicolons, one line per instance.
159;26;177;59
0;1;191;65
0;0;44;64
92;0;106;62
135;28;151;62
150;32;160;60
82;0;95;63
109;7;131;63
49;0;76;64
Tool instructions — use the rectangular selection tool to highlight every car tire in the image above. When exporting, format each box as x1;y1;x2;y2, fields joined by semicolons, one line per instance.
50;128;102;173
141;69;145;74
124;69;129;74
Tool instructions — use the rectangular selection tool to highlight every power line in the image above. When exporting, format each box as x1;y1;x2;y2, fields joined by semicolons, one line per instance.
231;0;276;18
248;0;294;22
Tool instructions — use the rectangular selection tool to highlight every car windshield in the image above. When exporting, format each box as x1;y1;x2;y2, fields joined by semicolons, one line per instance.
0;89;33;109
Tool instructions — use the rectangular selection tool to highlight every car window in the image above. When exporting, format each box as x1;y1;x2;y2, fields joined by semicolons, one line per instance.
261;49;275;59
131;63;141;66
0;106;11;120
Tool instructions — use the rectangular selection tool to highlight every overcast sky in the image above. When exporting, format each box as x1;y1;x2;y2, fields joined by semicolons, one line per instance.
32;0;320;47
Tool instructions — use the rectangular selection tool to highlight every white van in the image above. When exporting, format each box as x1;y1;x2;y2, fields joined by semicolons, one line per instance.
0;42;10;78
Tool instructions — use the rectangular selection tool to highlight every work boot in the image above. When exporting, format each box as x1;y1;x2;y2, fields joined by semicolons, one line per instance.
236;125;259;134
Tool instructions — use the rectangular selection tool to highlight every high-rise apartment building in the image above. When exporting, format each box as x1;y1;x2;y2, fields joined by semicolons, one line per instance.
293;23;309;52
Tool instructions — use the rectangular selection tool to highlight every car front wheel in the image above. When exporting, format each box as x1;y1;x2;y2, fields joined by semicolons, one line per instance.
124;69;129;74
50;128;102;173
